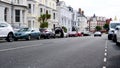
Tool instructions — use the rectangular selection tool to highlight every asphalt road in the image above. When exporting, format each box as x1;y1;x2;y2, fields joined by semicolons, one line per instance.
0;34;120;68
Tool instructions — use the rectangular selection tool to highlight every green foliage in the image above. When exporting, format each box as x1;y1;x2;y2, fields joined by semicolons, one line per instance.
40;22;48;28
62;26;67;33
38;14;51;28
95;26;102;31
46;14;51;20
103;23;109;31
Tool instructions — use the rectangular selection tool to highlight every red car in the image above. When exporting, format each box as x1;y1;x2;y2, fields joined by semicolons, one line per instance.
69;31;78;37
77;32;83;37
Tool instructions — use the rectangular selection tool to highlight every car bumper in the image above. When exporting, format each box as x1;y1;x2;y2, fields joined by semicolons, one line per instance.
14;35;28;39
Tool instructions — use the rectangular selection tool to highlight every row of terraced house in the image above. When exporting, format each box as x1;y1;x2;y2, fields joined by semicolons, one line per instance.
0;0;107;33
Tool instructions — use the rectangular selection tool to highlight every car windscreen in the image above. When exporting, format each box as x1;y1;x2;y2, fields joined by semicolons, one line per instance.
18;28;31;32
110;23;120;29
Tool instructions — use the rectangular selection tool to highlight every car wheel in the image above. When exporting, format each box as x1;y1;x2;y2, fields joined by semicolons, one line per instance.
6;33;14;42
108;35;111;40
116;38;120;46
37;35;41;40
26;35;31;40
112;35;117;42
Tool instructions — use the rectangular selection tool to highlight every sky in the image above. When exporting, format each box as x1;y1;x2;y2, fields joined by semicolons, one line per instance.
61;0;120;19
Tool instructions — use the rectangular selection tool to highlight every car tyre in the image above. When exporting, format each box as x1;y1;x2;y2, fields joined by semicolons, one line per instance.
26;35;31;40
37;35;41;40
112;35;117;42
6;33;14;42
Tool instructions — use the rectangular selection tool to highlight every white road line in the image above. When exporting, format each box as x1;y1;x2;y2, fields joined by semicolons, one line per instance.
102;40;108;68
104;58;107;62
105;40;108;48
103;66;106;68
0;44;42;52
105;49;107;52
104;53;107;56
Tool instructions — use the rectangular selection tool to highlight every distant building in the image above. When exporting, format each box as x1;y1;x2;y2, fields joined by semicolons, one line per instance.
0;0;28;29
87;14;106;32
77;8;88;32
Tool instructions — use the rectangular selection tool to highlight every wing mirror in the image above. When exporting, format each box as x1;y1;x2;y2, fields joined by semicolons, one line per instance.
31;30;35;32
116;28;119;30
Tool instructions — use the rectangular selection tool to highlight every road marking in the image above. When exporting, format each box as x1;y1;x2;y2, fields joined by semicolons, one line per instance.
0;44;42;52
104;53;107;56
102;40;108;68
104;58;107;62
105;40;108;48
103;66;106;68
105;49;107;52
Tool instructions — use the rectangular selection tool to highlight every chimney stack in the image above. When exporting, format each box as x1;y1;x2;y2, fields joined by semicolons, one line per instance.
82;11;84;15
79;8;82;14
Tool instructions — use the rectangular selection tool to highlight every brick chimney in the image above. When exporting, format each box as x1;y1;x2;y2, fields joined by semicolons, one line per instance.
82;11;84;15
79;8;82;14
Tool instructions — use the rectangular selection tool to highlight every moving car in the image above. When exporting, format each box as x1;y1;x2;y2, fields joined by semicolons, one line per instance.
0;21;14;42
39;28;55;39
94;31;102;36
14;28;41;40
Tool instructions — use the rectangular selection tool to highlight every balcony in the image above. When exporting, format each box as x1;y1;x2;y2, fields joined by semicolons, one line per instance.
12;0;27;7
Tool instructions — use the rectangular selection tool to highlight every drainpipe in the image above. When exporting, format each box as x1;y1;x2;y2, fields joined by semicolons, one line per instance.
11;0;14;28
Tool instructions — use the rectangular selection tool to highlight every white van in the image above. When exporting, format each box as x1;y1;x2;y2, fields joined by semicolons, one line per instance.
108;21;120;40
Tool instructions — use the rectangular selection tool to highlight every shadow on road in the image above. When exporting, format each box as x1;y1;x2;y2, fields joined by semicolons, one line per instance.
107;55;120;68
112;44;120;51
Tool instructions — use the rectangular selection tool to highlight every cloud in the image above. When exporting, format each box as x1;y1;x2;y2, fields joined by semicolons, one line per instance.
60;0;120;18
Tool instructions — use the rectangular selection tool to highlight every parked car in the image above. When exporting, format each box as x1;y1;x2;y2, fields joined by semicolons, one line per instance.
114;26;120;45
94;31;102;37
0;21;14;42
39;28;55;39
14;28;41;41
77;32;83;37
82;31;91;36
112;30;117;42
55;27;64;38
108;21;120;40
64;32;69;38
68;31;78;37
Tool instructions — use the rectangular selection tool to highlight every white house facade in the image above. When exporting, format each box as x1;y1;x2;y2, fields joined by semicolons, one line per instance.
0;0;28;29
57;1;73;33
27;0;58;29
77;9;88;32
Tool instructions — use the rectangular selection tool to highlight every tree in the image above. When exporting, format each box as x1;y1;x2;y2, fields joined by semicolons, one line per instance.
95;26;102;31
40;22;48;28
103;23;109;31
62;26;67;33
38;13;51;28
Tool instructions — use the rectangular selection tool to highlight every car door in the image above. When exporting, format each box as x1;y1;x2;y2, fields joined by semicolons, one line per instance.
0;23;9;37
117;28;120;42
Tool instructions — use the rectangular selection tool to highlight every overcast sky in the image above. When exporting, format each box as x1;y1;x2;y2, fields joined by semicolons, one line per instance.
61;0;120;19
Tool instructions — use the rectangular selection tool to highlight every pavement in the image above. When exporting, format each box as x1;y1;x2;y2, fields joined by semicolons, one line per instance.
0;34;120;68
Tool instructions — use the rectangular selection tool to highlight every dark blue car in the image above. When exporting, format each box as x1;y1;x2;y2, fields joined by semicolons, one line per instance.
14;28;41;41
